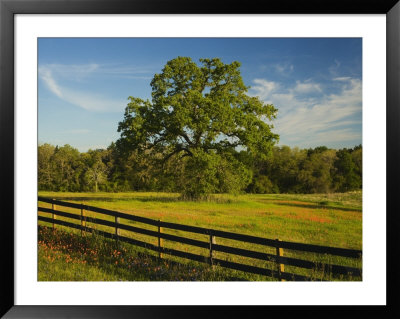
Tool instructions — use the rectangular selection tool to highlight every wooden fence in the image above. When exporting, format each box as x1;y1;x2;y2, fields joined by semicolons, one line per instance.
38;197;362;281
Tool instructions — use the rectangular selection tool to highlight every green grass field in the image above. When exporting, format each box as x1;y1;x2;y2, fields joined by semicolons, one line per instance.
38;191;362;281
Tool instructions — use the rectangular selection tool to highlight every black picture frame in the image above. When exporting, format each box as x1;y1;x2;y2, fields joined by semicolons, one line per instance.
1;0;399;318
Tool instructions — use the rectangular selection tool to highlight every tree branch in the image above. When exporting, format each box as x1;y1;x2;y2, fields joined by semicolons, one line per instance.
180;131;193;146
162;145;193;163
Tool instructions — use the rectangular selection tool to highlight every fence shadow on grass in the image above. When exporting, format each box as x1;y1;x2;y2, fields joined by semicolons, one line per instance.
47;194;238;204
274;202;362;213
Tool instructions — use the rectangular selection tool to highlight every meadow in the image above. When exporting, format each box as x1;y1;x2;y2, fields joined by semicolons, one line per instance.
38;191;362;281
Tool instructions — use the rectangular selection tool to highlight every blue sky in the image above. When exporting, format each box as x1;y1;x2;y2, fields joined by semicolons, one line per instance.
38;38;362;152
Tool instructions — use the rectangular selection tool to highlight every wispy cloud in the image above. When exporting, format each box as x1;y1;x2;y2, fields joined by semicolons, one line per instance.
39;67;63;98
39;64;129;112
42;63;153;79
275;63;294;76
98;65;155;76
259;62;294;77
329;59;342;76
293;80;322;94
44;63;100;80
333;76;352;82
252;79;280;101
250;76;362;148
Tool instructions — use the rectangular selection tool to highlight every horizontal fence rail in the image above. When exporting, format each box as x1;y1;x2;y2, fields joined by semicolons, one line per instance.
38;197;362;281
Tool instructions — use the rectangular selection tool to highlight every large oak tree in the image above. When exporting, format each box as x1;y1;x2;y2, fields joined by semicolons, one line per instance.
116;57;279;197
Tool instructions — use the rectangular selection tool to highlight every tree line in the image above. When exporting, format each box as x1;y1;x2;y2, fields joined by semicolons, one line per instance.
38;143;361;195
38;57;362;197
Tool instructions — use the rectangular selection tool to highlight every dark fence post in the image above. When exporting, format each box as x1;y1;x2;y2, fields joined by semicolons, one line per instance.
275;239;285;281
115;216;120;244
209;230;216;266
158;220;163;259
80;204;84;236
51;199;56;231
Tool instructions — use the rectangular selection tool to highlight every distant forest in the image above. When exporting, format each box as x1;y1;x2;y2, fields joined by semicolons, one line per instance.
38;143;362;194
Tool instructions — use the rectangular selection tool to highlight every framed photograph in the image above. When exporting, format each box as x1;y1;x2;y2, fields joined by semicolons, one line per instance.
1;0;399;318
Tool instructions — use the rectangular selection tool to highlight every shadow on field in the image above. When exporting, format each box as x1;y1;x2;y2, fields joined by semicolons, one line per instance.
48;195;235;204
274;202;362;212
128;253;249;281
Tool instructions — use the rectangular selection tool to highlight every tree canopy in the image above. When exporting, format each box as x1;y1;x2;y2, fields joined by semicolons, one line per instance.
116;57;279;197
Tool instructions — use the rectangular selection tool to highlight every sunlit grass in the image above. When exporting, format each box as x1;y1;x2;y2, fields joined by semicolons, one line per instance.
38;191;362;281
38;225;251;281
39;191;362;248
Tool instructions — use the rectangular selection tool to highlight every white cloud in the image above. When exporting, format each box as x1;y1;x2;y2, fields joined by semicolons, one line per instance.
329;59;342;76
39;64;126;112
275;63;294;76
41;63;154;79
251;79;280;101
40;64;100;83
259;62;294;77
39;67;63;98
99;65;155;76
285;128;361;146
50;63;99;73
293;80;322;94
250;77;362;147
59;88;126;112
333;76;352;82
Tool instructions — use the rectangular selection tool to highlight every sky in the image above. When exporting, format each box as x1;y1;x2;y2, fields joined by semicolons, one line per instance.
38;38;362;152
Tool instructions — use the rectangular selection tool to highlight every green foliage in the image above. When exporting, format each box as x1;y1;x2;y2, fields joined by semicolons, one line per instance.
178;149;252;198
248;175;278;194
247;145;362;194
38;143;56;190
333;148;362;192
38;144;110;192
265;146;306;193
298;149;336;193
83;150;108;192
180;149;219;198
38;143;362;194
116;57;279;198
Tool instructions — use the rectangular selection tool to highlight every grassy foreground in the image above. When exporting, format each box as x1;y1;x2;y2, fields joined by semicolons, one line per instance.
38;226;235;281
38;191;362;281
